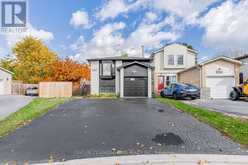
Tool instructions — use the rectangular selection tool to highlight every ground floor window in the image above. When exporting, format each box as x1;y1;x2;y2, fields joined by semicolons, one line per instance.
166;75;177;86
240;73;244;84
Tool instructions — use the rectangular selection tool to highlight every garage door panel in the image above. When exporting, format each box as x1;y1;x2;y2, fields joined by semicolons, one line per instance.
206;76;235;99
0;80;4;95
124;78;148;97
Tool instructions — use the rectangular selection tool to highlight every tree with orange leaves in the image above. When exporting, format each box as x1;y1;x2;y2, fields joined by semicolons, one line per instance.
51;58;90;83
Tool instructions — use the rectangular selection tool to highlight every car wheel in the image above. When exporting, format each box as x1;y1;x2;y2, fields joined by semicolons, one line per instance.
230;91;239;101
191;97;196;100
173;93;178;100
160;91;165;97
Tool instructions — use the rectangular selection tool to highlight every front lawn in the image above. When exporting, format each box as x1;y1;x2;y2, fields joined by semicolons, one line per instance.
0;98;70;138
156;97;248;146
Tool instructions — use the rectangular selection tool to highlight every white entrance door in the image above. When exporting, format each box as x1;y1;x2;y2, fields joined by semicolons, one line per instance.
206;76;235;99
0;79;4;95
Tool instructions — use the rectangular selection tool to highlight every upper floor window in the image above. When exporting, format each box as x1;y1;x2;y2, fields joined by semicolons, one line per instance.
168;55;174;65
177;55;184;65
101;61;114;77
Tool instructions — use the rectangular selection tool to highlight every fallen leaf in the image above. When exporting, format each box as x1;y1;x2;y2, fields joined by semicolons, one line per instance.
197;160;208;165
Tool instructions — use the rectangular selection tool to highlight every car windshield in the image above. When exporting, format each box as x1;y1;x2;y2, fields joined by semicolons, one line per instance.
0;1;247;164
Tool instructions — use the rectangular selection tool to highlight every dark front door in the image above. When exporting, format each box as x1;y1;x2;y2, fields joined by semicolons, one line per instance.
124;77;148;97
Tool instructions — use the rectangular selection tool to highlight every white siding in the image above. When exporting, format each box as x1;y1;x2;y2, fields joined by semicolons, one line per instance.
0;68;12;95
163;44;188;69
153;44;197;74
153;44;197;93
90;61;99;95
148;68;152;98
115;60;122;95
204;60;235;77
120;68;124;98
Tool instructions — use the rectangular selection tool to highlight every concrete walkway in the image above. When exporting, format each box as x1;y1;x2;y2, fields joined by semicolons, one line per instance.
33;154;248;165
0;95;33;120
183;99;248;117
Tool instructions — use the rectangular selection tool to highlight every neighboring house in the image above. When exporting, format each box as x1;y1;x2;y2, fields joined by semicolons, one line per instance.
0;67;13;95
88;56;153;98
235;54;248;83
151;43;198;94
178;56;241;99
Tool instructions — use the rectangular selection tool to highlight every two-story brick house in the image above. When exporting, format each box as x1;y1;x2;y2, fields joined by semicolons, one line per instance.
151;43;198;94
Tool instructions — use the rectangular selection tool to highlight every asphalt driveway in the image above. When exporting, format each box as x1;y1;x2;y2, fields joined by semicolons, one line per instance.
0;99;247;164
183;99;248;117
0;95;33;120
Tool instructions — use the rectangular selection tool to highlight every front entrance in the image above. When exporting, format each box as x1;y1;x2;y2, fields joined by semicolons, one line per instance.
124;77;148;97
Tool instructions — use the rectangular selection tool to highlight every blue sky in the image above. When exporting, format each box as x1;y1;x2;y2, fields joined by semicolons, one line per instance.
0;0;247;62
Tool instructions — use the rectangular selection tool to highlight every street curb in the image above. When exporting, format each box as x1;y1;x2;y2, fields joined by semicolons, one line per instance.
32;154;248;165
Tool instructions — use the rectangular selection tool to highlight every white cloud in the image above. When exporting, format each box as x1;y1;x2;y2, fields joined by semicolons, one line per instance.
96;0;147;21
5;24;54;48
70;22;126;61
71;14;181;61
201;0;248;50
149;0;220;24
96;0;218;23
124;18;180;55
97;0;129;21
72;0;248;61
70;10;90;28
145;12;158;23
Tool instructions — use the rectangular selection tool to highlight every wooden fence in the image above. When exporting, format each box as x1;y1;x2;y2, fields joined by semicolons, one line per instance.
12;81;38;95
39;82;72;98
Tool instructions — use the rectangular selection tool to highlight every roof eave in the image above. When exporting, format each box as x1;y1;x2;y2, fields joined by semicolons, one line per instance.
0;67;14;75
200;56;242;65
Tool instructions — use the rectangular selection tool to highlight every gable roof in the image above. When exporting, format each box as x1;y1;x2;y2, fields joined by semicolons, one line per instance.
178;56;241;74
87;56;151;61
117;61;153;70
151;43;198;58
200;56;241;65
0;67;14;75
177;65;201;74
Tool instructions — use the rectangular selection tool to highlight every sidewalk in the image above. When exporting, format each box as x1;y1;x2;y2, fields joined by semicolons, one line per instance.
0;95;33;121
33;154;248;165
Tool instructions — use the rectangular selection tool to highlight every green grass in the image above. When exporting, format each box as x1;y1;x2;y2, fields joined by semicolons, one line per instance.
87;93;118;99
0;98;70;138
156;97;248;146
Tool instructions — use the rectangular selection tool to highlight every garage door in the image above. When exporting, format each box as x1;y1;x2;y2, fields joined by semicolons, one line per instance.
0;79;4;95
206;76;235;99
124;78;148;97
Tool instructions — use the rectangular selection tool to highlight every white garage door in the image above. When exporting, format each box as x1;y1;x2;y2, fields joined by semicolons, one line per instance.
206;76;235;99
0;79;4;95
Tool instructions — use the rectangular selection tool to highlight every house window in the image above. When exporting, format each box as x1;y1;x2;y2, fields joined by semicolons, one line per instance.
101;62;114;76
177;55;184;65
240;73;244;84
168;55;174;65
166;75;177;86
